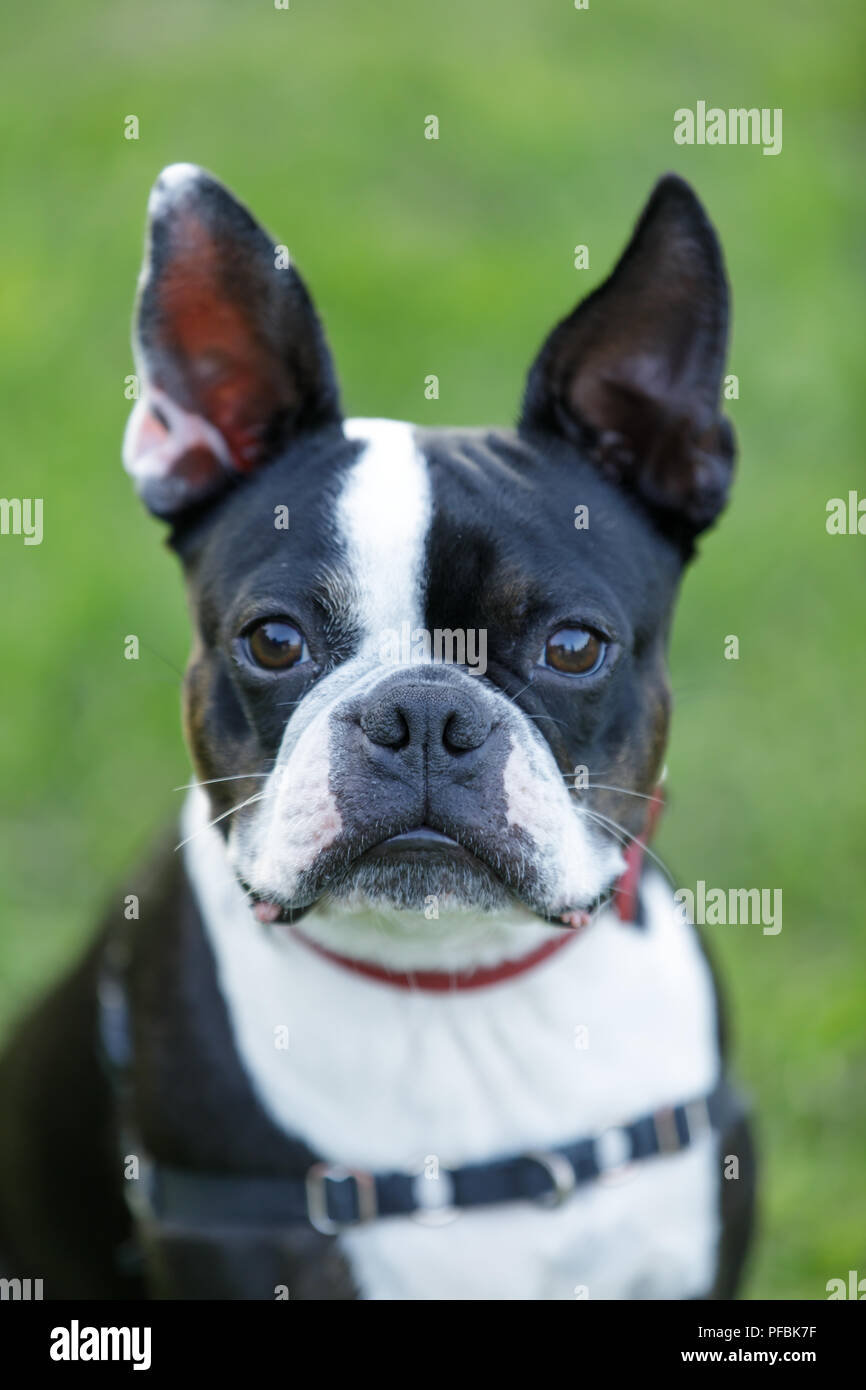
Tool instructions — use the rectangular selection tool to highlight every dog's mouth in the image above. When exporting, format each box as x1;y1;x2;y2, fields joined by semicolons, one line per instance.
245;824;499;924
243;822;616;930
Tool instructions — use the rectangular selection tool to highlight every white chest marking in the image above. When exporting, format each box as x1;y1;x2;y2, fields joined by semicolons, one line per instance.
185;798;723;1300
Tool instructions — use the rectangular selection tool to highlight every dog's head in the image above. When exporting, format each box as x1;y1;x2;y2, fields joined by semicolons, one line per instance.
124;165;734;947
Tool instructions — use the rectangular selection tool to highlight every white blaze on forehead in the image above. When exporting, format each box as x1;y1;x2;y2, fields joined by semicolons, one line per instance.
339;419;432;649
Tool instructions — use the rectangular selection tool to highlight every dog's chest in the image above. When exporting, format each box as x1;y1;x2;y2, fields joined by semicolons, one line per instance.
188;830;722;1300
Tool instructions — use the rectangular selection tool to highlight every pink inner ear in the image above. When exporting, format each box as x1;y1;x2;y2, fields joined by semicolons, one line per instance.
123;171;340;516
151;215;297;471
122;385;236;510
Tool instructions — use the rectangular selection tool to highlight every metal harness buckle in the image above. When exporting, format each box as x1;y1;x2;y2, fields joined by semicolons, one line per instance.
305;1163;378;1234
524;1150;577;1208
652;1106;681;1156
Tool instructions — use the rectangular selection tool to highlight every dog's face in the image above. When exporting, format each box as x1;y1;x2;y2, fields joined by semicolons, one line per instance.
124;165;734;937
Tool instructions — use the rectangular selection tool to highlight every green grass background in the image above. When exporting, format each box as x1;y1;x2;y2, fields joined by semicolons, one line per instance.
1;0;863;1299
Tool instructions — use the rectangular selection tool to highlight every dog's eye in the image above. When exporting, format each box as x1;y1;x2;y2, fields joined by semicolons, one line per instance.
243;619;310;672
540;626;606;677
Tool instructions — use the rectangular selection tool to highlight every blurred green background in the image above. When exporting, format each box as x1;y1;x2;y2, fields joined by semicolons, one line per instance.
1;0;863;1299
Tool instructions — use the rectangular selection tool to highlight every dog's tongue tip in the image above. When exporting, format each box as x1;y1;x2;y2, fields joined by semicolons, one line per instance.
252;899;282;924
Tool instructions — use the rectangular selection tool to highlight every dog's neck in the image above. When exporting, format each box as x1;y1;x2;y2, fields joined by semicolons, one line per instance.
179;784;720;1194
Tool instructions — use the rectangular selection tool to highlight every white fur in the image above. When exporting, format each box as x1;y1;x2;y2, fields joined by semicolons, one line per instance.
122;387;234;492
502;735;621;910
230;698;344;901
183;790;722;1301
148;161;205;207
339;418;432;649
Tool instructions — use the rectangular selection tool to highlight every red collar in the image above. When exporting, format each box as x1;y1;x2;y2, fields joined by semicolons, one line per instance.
612;783;665;925
290;928;576;992
292;786;665;992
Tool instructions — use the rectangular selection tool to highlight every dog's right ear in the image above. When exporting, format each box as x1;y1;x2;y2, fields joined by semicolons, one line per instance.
519;175;735;543
123;164;340;519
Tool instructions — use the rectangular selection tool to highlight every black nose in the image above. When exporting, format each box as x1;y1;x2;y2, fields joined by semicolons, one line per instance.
360;683;493;757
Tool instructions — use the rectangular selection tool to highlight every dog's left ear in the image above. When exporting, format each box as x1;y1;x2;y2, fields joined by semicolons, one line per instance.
520;174;735;539
123;164;340;519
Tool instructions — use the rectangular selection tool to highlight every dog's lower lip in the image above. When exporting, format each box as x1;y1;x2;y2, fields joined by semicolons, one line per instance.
357;824;491;874
372;826;461;853
360;825;485;865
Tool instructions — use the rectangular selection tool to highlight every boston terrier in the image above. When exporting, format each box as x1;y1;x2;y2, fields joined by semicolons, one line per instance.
0;166;755;1300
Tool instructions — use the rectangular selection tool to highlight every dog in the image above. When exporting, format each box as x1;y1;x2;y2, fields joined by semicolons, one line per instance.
0;165;755;1300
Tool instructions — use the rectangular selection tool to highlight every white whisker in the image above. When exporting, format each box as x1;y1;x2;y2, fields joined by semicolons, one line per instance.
581;807;673;887
173;773;273;791
582;782;664;803
175;791;270;851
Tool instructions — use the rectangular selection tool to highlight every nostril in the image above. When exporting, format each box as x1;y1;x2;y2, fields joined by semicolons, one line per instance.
360;704;411;750
443;709;492;754
358;685;494;757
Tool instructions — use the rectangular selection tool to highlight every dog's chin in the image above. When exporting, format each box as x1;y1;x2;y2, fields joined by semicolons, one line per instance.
322;828;516;913
241;829;523;923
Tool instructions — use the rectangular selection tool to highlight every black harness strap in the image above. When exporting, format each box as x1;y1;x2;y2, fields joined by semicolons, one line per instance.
98;925;743;1240
142;1080;739;1235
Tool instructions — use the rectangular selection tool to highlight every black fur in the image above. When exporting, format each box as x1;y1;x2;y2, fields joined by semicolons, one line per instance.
0;836;355;1299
